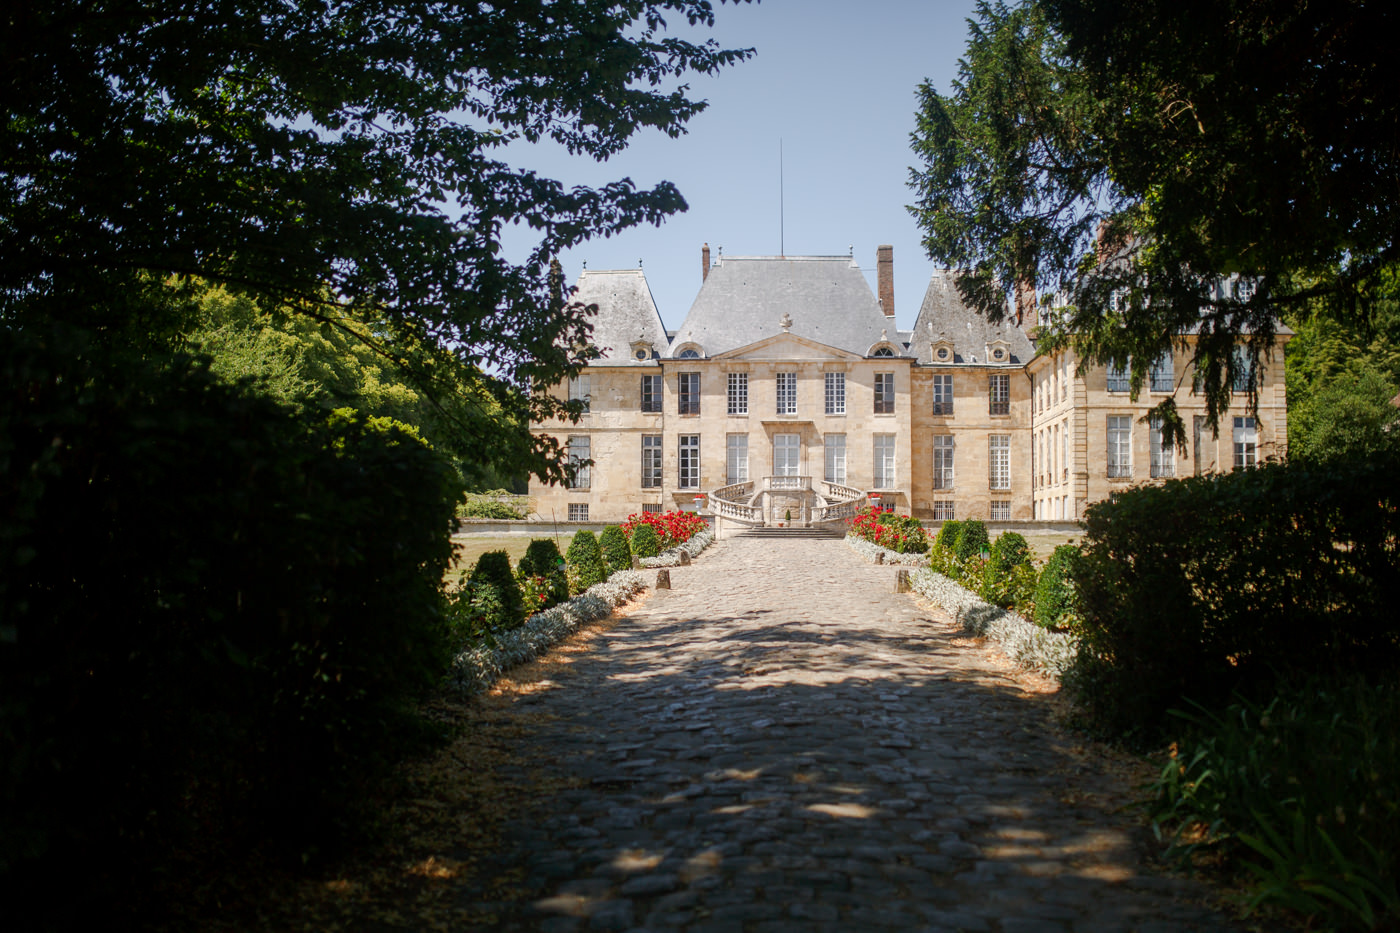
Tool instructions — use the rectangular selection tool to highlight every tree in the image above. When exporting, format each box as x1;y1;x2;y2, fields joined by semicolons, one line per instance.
909;0;1400;435
1;0;753;480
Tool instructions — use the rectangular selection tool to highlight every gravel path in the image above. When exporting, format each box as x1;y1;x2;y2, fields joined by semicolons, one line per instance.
475;535;1236;933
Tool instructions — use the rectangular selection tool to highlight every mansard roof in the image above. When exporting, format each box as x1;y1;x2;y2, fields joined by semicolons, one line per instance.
909;269;1035;365
572;269;670;364
667;255;897;358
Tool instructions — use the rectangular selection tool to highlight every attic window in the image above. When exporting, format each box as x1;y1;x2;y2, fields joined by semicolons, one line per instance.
992;347;1005;362
872;346;895;358
936;347;951;362
635;349;648;360
677;348;701;359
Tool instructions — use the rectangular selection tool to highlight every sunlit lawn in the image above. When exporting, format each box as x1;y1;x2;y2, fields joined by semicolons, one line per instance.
1017;531;1083;562
447;532;575;584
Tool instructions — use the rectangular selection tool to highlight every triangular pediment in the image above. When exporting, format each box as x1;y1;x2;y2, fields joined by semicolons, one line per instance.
713;332;862;362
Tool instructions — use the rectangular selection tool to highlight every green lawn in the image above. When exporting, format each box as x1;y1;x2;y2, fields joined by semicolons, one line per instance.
448;532;576;583
1015;531;1083;562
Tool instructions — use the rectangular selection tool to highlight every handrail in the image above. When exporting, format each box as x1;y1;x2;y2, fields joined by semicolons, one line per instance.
765;475;811;491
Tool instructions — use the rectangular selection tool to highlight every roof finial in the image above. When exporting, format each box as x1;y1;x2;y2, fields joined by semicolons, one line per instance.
780;312;793;333
638;258;643;268
582;260;587;269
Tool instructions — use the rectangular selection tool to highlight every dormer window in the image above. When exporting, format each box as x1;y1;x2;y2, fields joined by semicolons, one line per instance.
630;339;656;361
674;342;704;359
872;346;895;358
987;339;1011;364
931;339;955;364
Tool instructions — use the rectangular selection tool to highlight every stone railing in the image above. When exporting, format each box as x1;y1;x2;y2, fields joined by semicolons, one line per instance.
822;482;864;502
707;480;762;524
765;475;811;491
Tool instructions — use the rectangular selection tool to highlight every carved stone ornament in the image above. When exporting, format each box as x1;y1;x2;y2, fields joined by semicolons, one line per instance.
780;312;793;332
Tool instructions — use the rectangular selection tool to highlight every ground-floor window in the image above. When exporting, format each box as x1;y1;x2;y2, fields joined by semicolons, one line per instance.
567;435;590;489
990;500;1010;521
933;435;954;489
1150;415;1174;478
933;500;955;521
726;434;748;484
1233;416;1257;468
641;435;662;488
679;434;700;488
568;503;589;522
773;433;800;477
824;433;847;485
988;434;1010;490
873;434;896;488
1107;415;1132;478
641;503;662;514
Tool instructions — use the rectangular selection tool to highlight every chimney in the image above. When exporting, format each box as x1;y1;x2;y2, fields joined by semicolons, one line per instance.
701;242;711;282
1015;278;1038;329
877;244;895;319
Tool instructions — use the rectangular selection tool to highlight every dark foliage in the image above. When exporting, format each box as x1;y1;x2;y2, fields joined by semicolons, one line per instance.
467;551;526;632
988;531;1031;575
1033;544;1079;630
1068;457;1400;741
953;520;991;561
598;526;633;576
933;519;963;551
0;333;459;921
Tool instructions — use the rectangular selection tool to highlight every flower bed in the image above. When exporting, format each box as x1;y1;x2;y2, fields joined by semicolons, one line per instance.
846;504;929;553
447;570;647;696
621;509;708;550
844;533;930;566
638;527;715;567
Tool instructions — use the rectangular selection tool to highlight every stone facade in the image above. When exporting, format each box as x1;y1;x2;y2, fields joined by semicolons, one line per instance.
530;248;1288;526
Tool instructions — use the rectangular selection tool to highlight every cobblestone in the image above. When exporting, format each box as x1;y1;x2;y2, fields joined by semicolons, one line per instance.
484;536;1237;931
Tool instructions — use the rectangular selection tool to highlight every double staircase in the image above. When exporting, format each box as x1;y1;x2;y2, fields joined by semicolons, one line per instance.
704;476;866;535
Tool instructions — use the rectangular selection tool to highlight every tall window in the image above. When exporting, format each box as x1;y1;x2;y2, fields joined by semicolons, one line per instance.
873;434;896;488
568;374;591;413
1062;420;1070;481
726;434;748;484
989;374;1010;415
1150;416;1174;478
1193;415;1209;475
567;436;590;489
1232;346;1255;392
641;435;662;488
933;435;954;489
1150;351;1174;392
1106;360;1130;393
932;374;953;415
1233;417;1257;469
874;372;895;414
989;435;1010;490
678;434;700;488
678;372;700;415
640;374;662;412
1107;415;1132;478
1060;356;1069;402
824;434;847;484
773;433;800;476
776;372;797;415
824;372;846;414
933;501;955;521
727;372;748;415
990;501;1011;522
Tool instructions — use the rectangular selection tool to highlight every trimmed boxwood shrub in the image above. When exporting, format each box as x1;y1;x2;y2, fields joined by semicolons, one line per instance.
933;519;962;551
598;525;632;575
1068;457;1400;741
988;532;1031;575
517;538;568;610
465;550;525;633
565;530;607;595
1034;544;1079;631
953;520;990;561
629;522;661;558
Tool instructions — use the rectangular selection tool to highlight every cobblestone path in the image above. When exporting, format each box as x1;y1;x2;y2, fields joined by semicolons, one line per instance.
481;536;1235;933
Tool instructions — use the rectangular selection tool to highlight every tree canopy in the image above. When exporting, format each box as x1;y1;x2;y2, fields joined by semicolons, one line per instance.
2;0;752;479
909;0;1399;431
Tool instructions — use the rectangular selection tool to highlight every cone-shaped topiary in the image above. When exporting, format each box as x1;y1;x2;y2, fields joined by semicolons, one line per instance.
517;538;568;609
565;530;607;595
599;525;632;576
954;520;990;561
468;549;526;632
989;531;1031;575
630;522;660;558
934;519;962;551
1034;544;1079;630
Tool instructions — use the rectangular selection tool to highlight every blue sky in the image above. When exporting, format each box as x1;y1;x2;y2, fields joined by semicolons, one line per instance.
500;0;980;333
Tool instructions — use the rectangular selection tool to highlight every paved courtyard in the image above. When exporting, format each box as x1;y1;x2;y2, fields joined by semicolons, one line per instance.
478;536;1236;932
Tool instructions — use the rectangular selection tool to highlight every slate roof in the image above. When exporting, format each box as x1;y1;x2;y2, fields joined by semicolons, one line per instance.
667;256;898;358
572;269;669;364
909;269;1036;365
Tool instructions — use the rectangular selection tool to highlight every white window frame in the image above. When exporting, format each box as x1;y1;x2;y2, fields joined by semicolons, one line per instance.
1150;351;1174;393
990;500;1011;522
932;374;953;415
1107;415;1132;478
776;372;797;415
727;372;748;415
873;434;896;488
933;501;955;521
678;372;700;415
568;374;591;413
640;373;662;413
989;434;1011;490
823;434;847;485
567;435;591;489
989;374;1010;415
1106;360;1130;393
874;372;895;414
933;435;954;490
1233;416;1258;469
678;434;700;488
567;503;588;522
773;433;801;477
641;435;663;488
1150;415;1174;478
726;434;748;484
824;372;846;415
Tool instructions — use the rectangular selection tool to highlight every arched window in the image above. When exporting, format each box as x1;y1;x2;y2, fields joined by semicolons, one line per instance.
677;348;700;359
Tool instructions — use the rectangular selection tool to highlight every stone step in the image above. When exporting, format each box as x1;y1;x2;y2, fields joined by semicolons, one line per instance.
737;525;845;539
